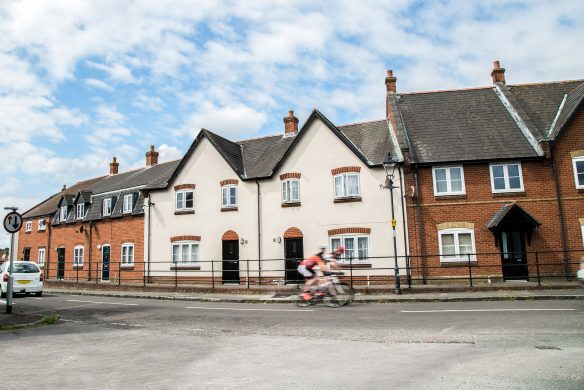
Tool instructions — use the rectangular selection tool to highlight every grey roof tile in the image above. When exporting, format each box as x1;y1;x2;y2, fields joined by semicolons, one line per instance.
338;119;393;165
548;82;584;139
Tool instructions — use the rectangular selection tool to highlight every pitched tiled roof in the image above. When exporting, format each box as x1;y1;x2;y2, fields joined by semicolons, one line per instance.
396;87;539;164
338;119;394;165
238;135;295;178
547;82;584;140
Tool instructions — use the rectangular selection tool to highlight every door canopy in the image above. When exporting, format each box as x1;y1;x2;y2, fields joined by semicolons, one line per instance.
486;203;541;245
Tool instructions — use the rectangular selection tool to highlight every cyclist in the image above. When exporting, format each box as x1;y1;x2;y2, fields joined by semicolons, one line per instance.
297;245;328;300
324;246;345;270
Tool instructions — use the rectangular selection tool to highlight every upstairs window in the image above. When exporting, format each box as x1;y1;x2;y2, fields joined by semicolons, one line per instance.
73;246;84;266
334;173;360;198
102;198;112;216
221;185;237;208
573;157;584;189
59;205;68;222
25;221;32;232
176;190;194;210
38;219;46;231
438;229;476;262
282;179;300;203
123;194;133;214
490;163;524;192
433;166;465;196
121;243;134;266
76;203;85;219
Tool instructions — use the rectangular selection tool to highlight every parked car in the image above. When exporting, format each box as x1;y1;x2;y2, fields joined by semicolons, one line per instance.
577;258;584;286
0;261;43;297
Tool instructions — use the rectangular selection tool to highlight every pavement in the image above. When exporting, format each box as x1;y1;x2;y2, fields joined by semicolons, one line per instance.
2;285;583;328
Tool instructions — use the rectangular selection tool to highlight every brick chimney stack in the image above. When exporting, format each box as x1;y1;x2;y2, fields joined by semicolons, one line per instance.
146;145;159;167
385;70;397;93
283;110;299;135
491;60;506;84
109;157;119;175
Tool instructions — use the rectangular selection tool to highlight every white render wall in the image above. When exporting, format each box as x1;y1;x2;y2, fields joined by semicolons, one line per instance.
146;117;408;279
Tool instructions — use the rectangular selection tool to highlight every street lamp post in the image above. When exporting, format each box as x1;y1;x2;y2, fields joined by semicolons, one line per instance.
381;154;401;294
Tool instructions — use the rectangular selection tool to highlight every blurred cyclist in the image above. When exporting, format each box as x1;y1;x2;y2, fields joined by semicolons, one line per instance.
297;245;327;300
324;246;345;270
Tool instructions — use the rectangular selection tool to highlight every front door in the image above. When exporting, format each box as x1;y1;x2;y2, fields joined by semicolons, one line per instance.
23;248;30;261
284;238;304;284
101;246;111;281
57;248;65;280
500;230;528;281
222;240;239;284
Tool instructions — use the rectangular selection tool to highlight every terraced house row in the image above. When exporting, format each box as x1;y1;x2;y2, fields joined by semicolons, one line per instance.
17;61;584;286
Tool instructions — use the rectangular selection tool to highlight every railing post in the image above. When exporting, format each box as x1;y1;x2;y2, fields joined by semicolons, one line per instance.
175;263;177;288
467;253;473;288
118;260;121;286
406;255;412;288
143;260;146;287
76;263;79;283
211;259;215;289
246;259;250;289
349;256;354;288
535;251;541;286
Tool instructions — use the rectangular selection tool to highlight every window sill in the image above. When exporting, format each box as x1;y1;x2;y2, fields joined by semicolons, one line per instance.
577;188;584;194
37;229;46;232
334;197;362;204
493;191;525;197
120;265;134;270
170;265;201;271
175;210;195;215
434;194;466;200
338;263;371;269
221;207;238;212
73;265;84;270
25;231;31;234
440;260;477;267
281;202;301;208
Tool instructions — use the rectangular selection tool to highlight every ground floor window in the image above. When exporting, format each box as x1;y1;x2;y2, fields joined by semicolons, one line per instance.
121;244;134;266
172;241;199;265
74;246;84;266
438;229;476;262
330;235;369;263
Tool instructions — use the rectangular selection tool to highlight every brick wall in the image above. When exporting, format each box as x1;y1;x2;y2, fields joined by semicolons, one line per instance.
18;216;50;265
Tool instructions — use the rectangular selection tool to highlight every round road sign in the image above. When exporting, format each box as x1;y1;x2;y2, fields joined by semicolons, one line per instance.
3;211;23;233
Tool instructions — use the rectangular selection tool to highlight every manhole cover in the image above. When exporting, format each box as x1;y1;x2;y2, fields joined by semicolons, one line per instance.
535;345;561;350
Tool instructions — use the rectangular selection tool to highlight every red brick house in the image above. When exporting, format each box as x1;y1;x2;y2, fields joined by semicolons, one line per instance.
18;148;178;283
387;61;584;283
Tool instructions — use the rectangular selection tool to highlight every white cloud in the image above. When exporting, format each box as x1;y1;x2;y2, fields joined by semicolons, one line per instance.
133;93;164;112
85;78;114;91
158;144;183;162
86;61;139;84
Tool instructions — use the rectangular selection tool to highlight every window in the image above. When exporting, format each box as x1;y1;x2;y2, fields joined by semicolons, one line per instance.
330;235;369;263
76;203;85;219
573;157;584;189
433;166;465;195
102;198;112;216
73;246;84;266
282;179;300;203
581;223;584;248
123;194;133;213
176;190;194;210
121;243;134;266
59;205;68;221
172;241;199;265
438;229;476;262
25;221;32;232
221;185;237;208
490;163;523;192
38;219;46;231
334;173;360;198
38;248;45;266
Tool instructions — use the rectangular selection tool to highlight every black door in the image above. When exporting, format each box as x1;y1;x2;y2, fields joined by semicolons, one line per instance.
222;240;239;284
285;238;304;284
23;248;30;261
57;248;65;280
500;230;529;281
102;246;111;281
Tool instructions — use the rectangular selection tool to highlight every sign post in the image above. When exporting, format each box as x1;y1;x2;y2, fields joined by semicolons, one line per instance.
3;207;21;314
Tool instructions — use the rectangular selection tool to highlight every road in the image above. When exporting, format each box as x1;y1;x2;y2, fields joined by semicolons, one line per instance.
1;293;583;389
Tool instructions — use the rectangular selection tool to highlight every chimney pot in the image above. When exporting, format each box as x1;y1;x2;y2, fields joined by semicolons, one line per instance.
62;184;67;191
283;110;299;135
146;145;159;167
491;60;506;84
385;69;397;93
110;156;119;175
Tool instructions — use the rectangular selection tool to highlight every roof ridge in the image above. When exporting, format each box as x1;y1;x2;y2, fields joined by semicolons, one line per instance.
338;118;387;127
399;86;493;96
236;133;283;144
508;79;584;88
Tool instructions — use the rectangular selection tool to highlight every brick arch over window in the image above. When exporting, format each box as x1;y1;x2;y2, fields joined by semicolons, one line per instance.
283;227;303;239
328;227;371;236
331;166;361;175
222;230;239;241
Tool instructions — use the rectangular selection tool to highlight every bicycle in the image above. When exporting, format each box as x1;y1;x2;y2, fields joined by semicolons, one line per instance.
295;271;355;307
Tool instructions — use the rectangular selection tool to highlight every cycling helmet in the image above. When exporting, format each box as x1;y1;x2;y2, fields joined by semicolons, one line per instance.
336;246;345;254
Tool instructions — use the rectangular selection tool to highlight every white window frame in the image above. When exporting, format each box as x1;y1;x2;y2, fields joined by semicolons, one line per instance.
581;223;584;248
102;198;112;216
121;243;134;267
572;157;584;189
282;179;300;203
76;203;85;219
38;219;46;231
438;228;476;263
333;173;361;198
73;246;84;266
25;221;32;232
59;205;68;221
329;235;370;263
490;162;524;193
171;241;200;266
432;166;465;196
123;194;133;214
37;248;45;267
175;190;194;211
221;185;238;208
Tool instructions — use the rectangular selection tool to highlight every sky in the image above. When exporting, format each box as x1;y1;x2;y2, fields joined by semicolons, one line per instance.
1;0;583;247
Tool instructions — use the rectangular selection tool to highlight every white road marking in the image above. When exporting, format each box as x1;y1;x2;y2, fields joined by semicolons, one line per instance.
67;299;138;306
186;306;314;312
402;309;575;313
32;297;43;300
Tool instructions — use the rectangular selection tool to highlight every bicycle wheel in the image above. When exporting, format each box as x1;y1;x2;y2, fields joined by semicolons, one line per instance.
295;294;316;307
323;294;341;308
333;282;355;306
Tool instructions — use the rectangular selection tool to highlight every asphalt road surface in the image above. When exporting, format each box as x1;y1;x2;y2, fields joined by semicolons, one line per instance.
1;293;583;389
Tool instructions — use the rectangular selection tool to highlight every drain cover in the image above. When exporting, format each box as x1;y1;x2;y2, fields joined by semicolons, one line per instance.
535;345;561;350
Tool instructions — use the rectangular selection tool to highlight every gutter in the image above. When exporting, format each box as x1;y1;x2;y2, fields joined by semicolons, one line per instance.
256;181;262;284
550;147;570;278
147;193;153;283
414;169;427;284
88;221;93;281
399;167;411;286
